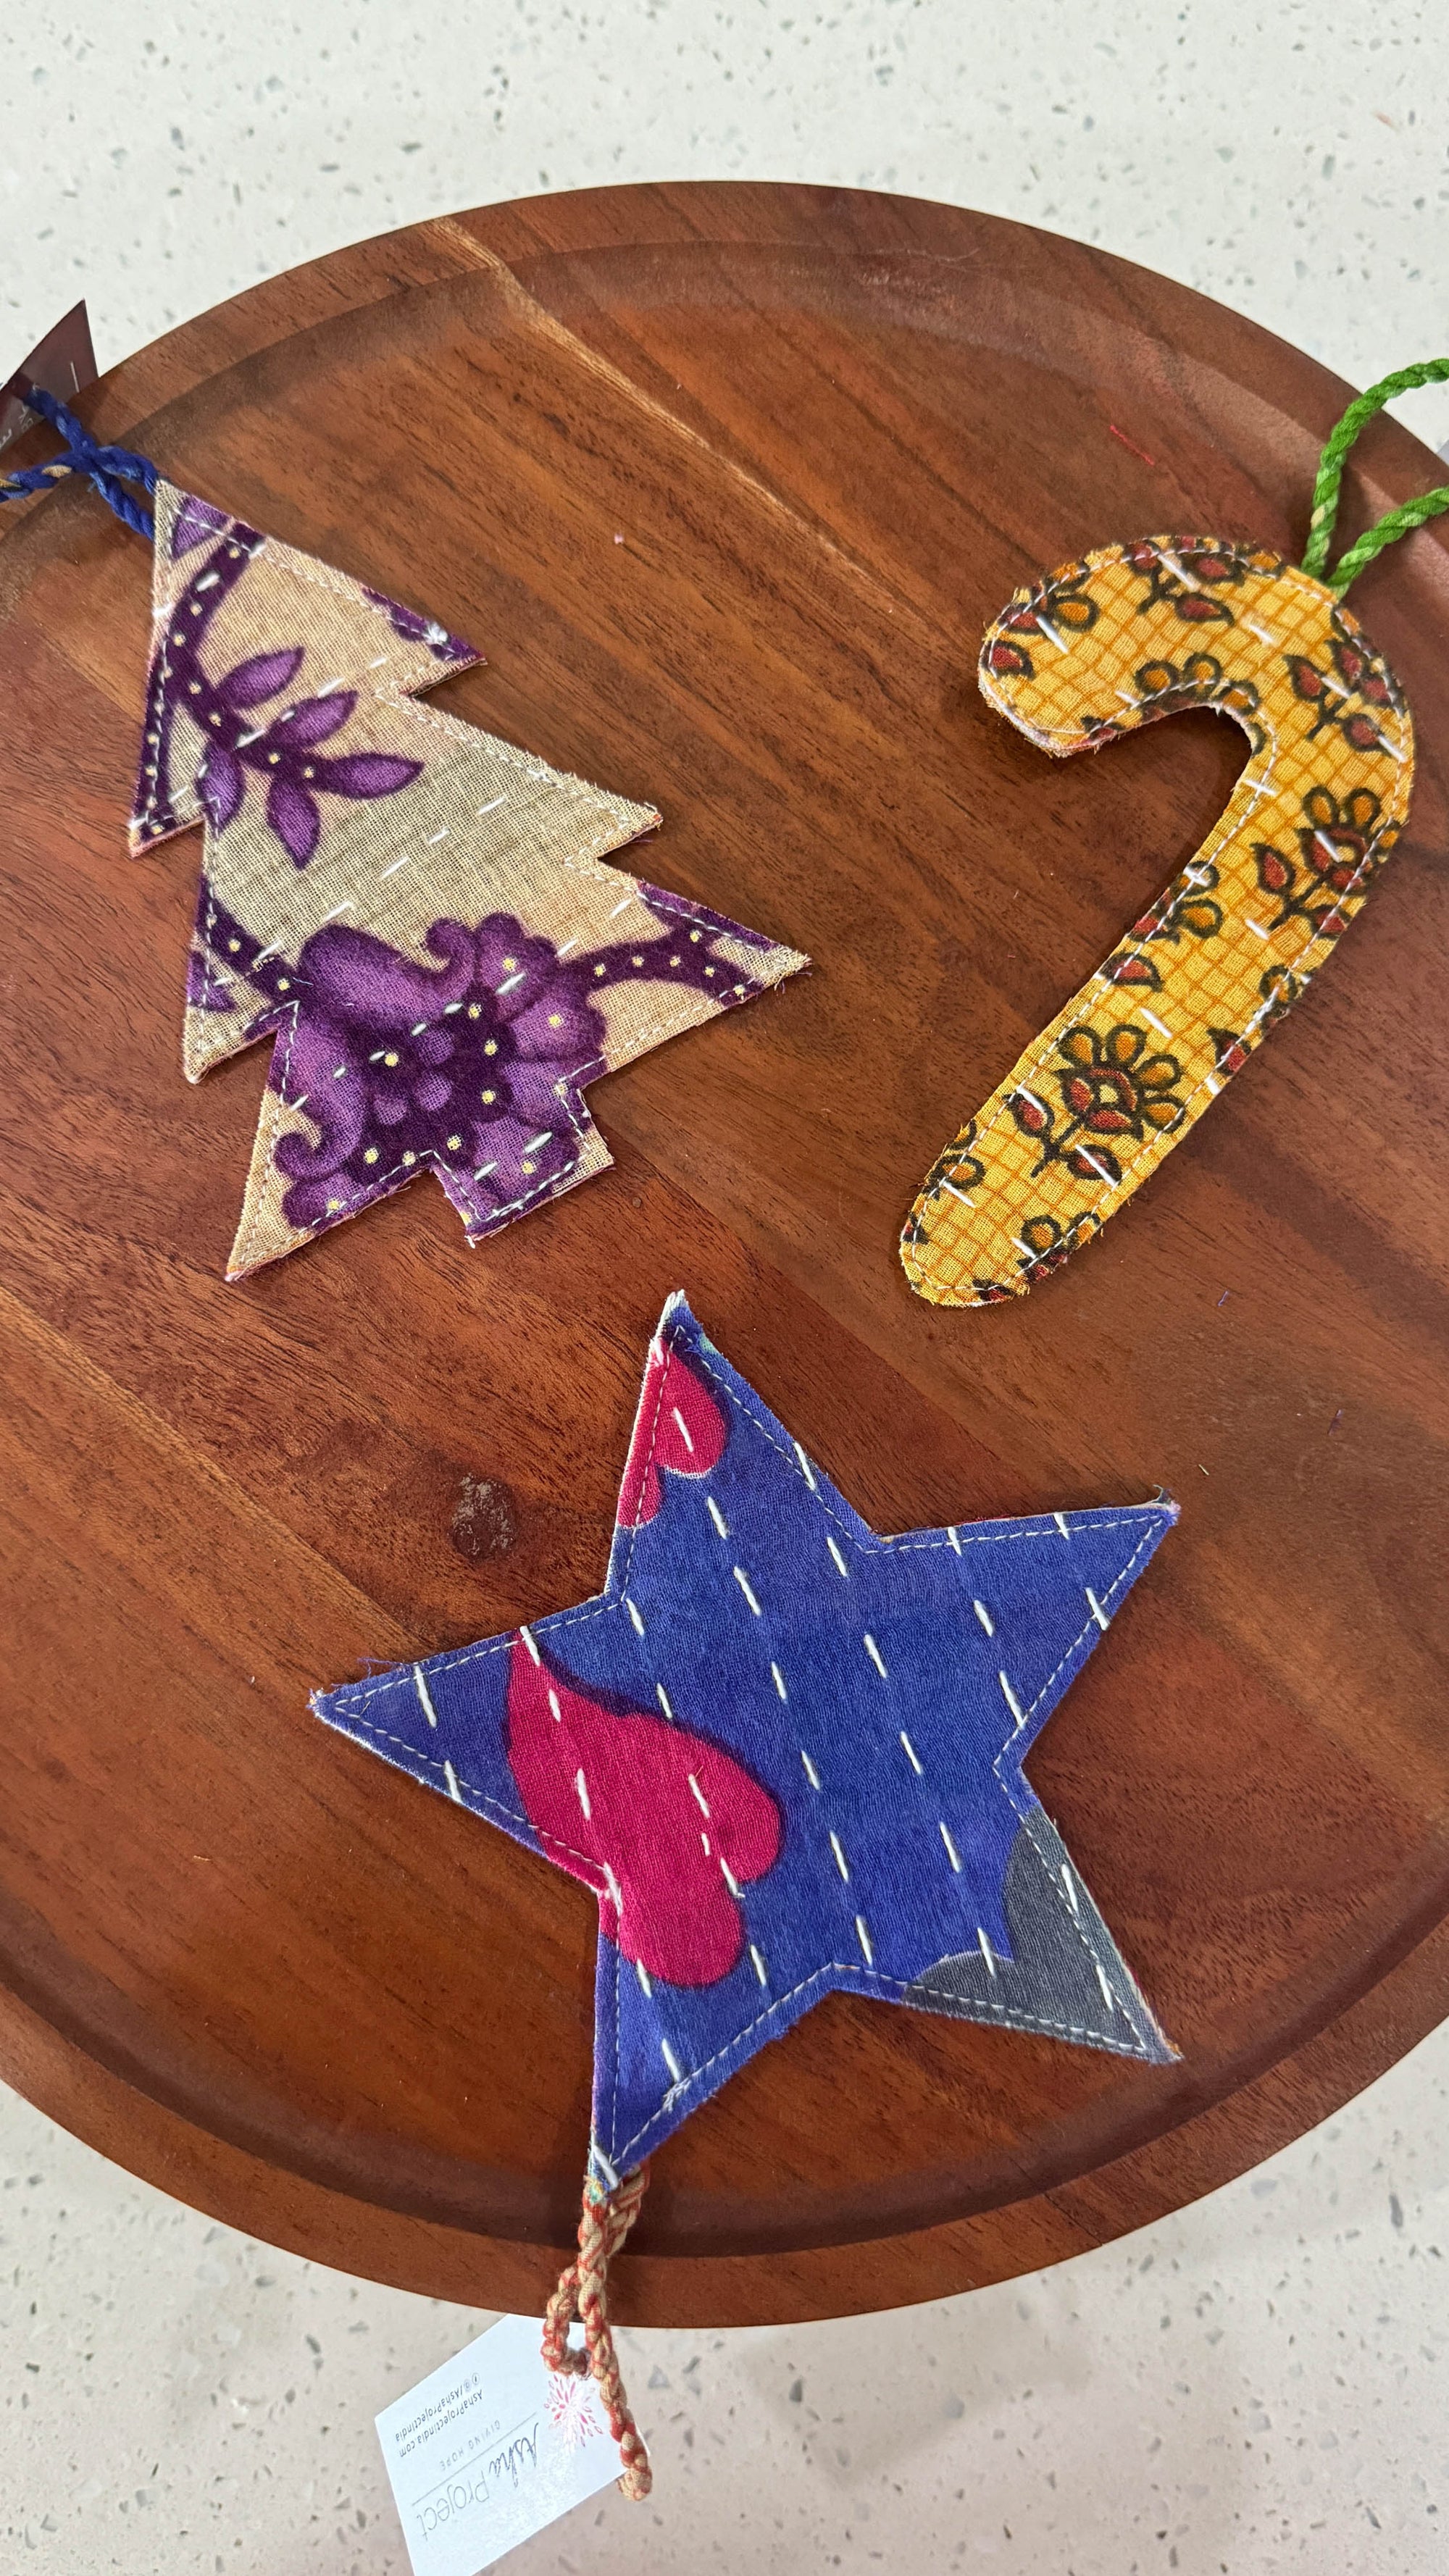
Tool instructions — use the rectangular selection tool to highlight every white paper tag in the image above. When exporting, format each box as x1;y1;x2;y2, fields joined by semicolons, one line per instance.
375;2314;624;2576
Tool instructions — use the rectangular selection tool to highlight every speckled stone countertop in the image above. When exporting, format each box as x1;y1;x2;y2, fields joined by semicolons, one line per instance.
4;2036;1445;2572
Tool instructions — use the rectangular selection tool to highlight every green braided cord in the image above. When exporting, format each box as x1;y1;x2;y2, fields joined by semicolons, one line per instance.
1302;354;1449;592
1324;482;1449;595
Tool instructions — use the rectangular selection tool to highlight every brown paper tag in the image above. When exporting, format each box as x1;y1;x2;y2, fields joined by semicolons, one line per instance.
0;301;98;456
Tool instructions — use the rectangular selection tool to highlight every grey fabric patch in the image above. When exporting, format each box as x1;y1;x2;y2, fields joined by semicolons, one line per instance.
904;1807;1174;2065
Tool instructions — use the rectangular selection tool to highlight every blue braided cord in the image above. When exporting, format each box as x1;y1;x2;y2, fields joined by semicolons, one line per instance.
1;379;158;541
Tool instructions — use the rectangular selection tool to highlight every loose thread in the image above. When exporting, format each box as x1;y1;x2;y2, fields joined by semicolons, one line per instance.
0;378;158;540
542;2165;651;2498
1300;354;1449;595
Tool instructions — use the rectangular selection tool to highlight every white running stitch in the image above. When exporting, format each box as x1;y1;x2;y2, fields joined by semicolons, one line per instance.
314;1693;599;1873
601;1945;1158;2169
685;1338;1164;1568
227;903;784;1267
985;1516;1172;2042
329;1313;1172;1710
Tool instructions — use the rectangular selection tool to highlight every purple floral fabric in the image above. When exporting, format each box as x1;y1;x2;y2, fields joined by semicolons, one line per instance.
199;879;785;1242
171;493;230;558
133;517;434;864
133;480;806;1276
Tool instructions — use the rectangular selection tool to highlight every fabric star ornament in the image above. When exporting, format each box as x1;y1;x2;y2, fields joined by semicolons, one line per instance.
133;480;806;1276
315;1295;1177;2186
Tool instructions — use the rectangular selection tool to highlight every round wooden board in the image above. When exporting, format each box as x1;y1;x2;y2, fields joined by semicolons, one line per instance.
2;185;1446;2328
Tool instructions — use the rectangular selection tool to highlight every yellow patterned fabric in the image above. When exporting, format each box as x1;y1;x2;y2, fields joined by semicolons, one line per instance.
901;535;1413;1305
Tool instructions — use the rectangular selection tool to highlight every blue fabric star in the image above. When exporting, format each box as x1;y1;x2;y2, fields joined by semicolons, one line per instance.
314;1296;1177;2183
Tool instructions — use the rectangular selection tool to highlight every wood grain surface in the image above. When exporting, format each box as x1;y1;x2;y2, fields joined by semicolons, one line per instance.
1;183;1445;2326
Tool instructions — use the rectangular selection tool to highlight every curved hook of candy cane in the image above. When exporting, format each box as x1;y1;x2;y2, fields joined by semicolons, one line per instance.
900;535;1414;1308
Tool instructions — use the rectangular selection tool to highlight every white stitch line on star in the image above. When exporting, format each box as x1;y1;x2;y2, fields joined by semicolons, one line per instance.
609;1951;1152;2167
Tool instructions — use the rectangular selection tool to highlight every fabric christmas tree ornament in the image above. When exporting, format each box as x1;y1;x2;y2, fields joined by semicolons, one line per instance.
316;1295;1177;2493
901;359;1449;1306
4;391;805;1277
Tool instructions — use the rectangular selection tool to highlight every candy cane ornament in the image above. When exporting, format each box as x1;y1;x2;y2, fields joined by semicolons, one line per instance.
901;361;1449;1308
